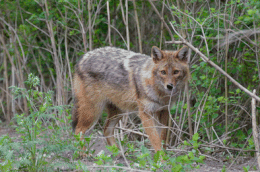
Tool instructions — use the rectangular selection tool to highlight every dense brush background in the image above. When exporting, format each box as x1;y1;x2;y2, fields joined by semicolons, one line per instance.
0;0;260;171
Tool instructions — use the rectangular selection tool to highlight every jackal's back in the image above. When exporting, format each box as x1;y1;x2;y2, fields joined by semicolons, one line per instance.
75;47;148;90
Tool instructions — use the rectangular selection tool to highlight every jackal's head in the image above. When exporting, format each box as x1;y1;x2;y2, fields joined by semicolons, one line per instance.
151;46;190;94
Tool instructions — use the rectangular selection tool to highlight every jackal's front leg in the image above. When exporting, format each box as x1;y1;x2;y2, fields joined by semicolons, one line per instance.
138;106;162;152
158;110;169;149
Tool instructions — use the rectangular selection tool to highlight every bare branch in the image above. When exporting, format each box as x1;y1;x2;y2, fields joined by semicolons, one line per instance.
251;89;260;170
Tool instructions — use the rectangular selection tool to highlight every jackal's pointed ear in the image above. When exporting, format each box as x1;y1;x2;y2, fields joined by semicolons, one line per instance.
151;46;163;63
176;46;189;62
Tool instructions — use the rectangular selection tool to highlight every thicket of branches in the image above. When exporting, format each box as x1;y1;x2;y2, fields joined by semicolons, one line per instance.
0;0;260;156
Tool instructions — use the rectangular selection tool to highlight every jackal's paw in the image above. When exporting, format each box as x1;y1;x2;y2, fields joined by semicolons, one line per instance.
79;151;87;158
79;151;94;158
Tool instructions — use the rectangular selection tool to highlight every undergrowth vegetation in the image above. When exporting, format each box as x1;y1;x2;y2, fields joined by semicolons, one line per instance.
1;74;74;171
0;74;206;171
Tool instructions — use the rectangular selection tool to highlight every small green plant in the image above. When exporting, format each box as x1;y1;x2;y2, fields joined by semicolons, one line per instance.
136;145;153;168
73;132;95;158
167;133;205;172
8;74;52;171
95;150;113;165
222;165;226;172
0;74;75;171
151;150;168;171
106;144;120;157
243;165;250;172
0;135;15;171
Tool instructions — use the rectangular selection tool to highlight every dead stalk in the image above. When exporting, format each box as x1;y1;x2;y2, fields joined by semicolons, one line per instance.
3;35;10;122
132;0;142;53
107;1;112;46
159;0;165;49
253;21;260;81
78;0;87;52
125;0;130;50
224;0;230;134
212;126;232;157
251;89;260;169
88;0;92;50
148;0;176;42
116;133;131;169
44;0;63;106
186;82;193;139
65;8;73;96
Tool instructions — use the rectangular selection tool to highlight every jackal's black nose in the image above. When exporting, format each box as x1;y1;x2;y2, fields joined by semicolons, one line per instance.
167;84;173;90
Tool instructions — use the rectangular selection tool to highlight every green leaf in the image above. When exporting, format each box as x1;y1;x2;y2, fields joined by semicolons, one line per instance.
199;155;205;161
210;8;215;12
221;165;226;172
183;103;187;109
106;145;119;156
84;137;91;143
200;75;206;80
79;140;85;147
139;159;146;166
247;9;255;15
217;96;224;102
172;164;182;172
212;113;218;119
154;151;160;163
192;133;199;142
234;20;241;24
184;140;191;146
95;160;103;165
188;152;194;159
39;106;46;113
138;153;149;159
193;142;199;149
236;89;241;93
243;166;249;172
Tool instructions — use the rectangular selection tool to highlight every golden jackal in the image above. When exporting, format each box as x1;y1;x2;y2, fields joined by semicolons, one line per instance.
72;46;189;152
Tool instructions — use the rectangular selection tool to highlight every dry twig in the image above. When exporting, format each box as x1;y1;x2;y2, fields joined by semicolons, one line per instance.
251;89;260;170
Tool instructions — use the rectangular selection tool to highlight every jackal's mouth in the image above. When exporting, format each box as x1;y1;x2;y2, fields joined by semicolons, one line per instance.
165;87;177;94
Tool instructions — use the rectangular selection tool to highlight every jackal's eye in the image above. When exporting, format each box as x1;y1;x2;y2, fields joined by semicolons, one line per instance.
173;70;179;74
161;70;166;75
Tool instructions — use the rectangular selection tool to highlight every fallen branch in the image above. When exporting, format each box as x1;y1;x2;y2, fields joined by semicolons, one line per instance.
115;126;148;137
85;165;150;172
200;143;256;152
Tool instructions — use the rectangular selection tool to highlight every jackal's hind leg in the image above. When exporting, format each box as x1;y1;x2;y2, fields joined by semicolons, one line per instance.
74;101;103;156
104;103;123;147
73;75;104;156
